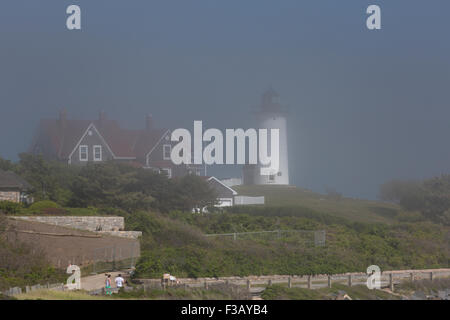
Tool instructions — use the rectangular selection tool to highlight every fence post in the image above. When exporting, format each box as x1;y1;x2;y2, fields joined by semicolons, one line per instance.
246;280;251;290
233;233;237;241
204;281;208;290
430;272;434;282
410;272;414;282
328;275;332;288
348;275;352;287
112;246;116;271
288;276;292;288
307;275;312;289
268;279;272;286
389;273;394;292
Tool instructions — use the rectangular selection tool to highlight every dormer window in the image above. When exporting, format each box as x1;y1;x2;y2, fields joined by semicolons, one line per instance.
93;145;102;161
163;144;172;160
79;145;88;161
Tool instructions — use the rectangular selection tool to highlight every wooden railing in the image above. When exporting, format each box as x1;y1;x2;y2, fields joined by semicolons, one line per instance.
136;268;450;293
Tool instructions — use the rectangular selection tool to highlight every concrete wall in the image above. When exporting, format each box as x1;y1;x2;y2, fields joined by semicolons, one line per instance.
4;218;140;268
13;216;125;232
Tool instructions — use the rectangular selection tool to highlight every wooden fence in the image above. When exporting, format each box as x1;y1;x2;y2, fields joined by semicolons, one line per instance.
1;282;66;297
3;268;449;297
137;268;450;294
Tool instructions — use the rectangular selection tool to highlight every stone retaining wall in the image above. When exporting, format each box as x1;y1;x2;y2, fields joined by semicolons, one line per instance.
5;218;140;268
12;216;125;232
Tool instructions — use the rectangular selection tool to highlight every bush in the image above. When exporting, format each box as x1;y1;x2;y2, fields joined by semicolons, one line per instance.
0;201;22;214
133;209;449;279
28;200;60;213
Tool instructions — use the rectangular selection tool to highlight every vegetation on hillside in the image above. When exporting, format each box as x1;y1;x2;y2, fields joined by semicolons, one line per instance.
0;216;66;291
0;154;448;288
129;210;449;279
233;185;408;224
261;283;400;300
379;175;450;225
0;154;217;213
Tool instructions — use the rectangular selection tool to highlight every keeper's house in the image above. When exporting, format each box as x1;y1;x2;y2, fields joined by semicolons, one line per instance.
29;110;205;178
0;169;33;204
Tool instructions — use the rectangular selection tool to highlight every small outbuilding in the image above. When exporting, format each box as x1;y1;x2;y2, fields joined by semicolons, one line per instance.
0;169;33;204
205;176;238;207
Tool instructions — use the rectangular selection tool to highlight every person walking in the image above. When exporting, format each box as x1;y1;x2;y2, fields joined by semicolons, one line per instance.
105;274;112;295
115;274;125;292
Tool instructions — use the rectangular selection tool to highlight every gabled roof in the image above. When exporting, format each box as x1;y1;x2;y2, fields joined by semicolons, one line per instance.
203;176;238;196
32;116;169;161
0;170;33;190
134;129;169;159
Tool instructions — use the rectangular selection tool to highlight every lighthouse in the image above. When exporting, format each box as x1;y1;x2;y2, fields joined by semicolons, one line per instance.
243;88;290;185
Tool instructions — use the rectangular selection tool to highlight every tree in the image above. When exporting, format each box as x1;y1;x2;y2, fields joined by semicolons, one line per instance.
378;179;422;204
379;175;450;225
15;153;75;205
0;157;14;171
174;174;218;212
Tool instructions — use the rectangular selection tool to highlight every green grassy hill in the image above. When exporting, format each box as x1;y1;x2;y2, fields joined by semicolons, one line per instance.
233;185;418;224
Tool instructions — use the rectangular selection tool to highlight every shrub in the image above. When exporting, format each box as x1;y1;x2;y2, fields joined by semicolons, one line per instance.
41;207;68;215
28;200;60;213
0;201;22;214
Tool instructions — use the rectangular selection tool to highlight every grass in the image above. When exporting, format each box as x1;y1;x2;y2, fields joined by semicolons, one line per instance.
396;277;450;295
132;208;449;279
16;289;107;300
233;185;419;224
261;283;401;300
0;293;17;300
15;285;249;300
10;207;106;217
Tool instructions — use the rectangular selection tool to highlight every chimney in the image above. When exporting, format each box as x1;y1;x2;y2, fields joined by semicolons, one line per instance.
145;114;153;131
59;108;67;129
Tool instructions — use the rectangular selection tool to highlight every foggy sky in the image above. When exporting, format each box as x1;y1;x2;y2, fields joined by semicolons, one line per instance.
1;0;449;199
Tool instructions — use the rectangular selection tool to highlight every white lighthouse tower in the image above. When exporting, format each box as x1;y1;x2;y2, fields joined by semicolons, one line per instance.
243;88;290;185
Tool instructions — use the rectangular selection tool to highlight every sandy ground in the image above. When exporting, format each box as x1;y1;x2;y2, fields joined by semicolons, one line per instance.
80;270;132;291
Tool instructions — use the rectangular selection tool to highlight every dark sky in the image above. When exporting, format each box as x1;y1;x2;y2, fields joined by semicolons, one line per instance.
1;0;449;199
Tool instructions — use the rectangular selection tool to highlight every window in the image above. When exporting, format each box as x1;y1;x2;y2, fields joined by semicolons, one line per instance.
93;145;102;161
269;174;275;182
160;168;172;178
79;145;88;161
163;144;172;160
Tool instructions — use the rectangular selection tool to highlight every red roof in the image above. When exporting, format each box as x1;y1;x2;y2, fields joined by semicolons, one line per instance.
31;117;168;161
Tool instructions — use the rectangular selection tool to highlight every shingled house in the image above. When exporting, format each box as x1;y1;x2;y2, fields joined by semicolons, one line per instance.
29;110;206;178
0;170;33;204
204;176;238;207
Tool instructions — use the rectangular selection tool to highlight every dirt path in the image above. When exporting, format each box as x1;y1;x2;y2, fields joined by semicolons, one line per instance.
80;270;132;291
